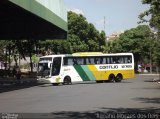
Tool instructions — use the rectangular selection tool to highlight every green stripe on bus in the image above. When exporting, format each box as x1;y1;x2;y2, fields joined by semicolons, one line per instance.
74;65;90;81
81;66;96;81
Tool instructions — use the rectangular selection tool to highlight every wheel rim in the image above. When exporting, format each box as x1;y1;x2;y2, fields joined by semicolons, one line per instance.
115;75;122;82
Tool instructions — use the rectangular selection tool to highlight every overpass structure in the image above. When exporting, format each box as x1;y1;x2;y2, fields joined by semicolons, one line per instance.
0;0;68;40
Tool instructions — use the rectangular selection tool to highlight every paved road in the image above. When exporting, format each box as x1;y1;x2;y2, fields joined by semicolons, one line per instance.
0;74;160;119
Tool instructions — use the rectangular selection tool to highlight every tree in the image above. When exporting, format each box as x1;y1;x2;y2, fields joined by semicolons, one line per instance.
68;11;89;43
31;54;39;64
0;40;8;61
139;0;160;35
38;11;106;54
68;34;89;53
108;25;152;67
39;40;71;54
68;11;106;52
139;0;160;68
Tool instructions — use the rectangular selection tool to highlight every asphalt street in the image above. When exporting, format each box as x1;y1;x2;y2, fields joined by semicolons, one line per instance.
0;74;160;119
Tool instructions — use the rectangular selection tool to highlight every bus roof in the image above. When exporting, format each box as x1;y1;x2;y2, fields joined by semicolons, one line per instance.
39;52;133;58
72;52;103;56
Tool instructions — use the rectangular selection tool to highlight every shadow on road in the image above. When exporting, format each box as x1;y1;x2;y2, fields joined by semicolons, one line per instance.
0;82;41;93
51;107;160;119
133;97;160;104
52;111;95;119
144;80;155;82
13;107;160;119
36;81;132;88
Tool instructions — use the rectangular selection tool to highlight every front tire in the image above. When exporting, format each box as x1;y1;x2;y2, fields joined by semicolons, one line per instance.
63;76;72;85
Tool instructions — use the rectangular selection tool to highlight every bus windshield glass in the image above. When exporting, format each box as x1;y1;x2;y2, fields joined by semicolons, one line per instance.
38;62;51;77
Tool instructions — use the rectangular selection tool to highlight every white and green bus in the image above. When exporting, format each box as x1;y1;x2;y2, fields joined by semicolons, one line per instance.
37;52;134;85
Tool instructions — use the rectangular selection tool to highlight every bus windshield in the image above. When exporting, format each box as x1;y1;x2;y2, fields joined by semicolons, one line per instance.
38;63;51;77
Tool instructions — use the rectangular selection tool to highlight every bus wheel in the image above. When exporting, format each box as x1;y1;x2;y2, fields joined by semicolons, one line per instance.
115;74;122;82
108;74;115;82
63;76;72;85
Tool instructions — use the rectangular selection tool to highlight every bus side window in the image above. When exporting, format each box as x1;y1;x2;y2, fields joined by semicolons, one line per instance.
102;57;106;64
116;57;120;64
124;57;127;63
127;56;132;63
86;58;91;64
86;58;89;64
67;58;74;65
77;58;84;65
112;57;117;64
122;56;132;64
86;57;95;65
117;57;124;64
94;57;100;64
100;57;103;64
124;56;128;64
106;57;110;64
73;58;78;65
119;56;124;64
63;58;68;65
64;57;76;65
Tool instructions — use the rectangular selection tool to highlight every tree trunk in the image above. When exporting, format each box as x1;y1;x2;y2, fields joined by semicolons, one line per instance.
28;40;33;73
29;52;33;73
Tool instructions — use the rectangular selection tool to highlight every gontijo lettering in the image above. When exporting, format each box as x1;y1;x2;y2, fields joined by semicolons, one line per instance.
99;65;118;69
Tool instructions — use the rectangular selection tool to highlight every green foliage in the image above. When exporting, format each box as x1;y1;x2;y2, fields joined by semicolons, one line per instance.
88;39;99;51
67;11;106;53
68;12;89;41
37;11;106;54
139;0;160;33
152;40;160;66
139;0;160;66
68;34;89;53
39;40;71;54
31;54;39;63
0;40;7;61
107;25;153;64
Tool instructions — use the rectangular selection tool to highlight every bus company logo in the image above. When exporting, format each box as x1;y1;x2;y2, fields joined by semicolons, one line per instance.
64;68;71;71
99;65;118;69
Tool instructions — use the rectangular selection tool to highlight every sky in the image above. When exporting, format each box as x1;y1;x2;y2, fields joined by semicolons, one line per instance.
63;0;149;36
